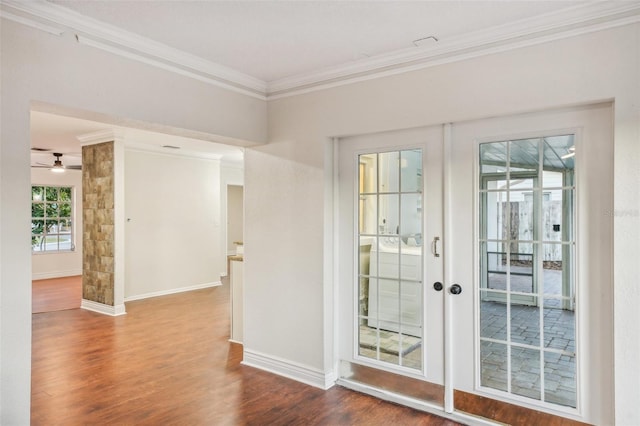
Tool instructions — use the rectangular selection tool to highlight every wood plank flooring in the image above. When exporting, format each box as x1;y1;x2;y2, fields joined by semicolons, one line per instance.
32;275;82;313
32;278;461;425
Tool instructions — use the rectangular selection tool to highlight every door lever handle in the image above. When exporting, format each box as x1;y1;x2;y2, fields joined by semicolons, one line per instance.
431;236;440;257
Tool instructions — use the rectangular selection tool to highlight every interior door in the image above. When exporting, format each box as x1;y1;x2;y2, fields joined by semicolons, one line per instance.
337;125;445;408
449;103;614;425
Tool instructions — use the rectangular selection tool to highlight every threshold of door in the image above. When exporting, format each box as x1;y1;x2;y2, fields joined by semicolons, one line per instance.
336;378;502;426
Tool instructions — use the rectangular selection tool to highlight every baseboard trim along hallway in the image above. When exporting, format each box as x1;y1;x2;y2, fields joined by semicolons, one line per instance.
123;281;222;302
81;299;126;316
242;348;337;390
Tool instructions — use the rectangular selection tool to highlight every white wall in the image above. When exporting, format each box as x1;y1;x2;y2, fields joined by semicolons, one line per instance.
30;168;83;280
227;185;244;254
124;149;222;299
220;163;244;275
0;19;265;424
246;23;640;423
3;13;639;426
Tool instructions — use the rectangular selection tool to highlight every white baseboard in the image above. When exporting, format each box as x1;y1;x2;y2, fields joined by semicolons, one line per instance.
242;349;337;390
124;281;221;302
32;269;82;280
81;299;127;316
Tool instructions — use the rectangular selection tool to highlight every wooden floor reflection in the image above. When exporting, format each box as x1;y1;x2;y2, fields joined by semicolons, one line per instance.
32;277;460;425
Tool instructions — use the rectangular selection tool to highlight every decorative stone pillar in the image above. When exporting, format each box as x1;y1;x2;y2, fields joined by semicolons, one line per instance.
78;130;126;316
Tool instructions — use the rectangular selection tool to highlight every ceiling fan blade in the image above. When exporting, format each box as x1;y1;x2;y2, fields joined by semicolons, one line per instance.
66;165;82;170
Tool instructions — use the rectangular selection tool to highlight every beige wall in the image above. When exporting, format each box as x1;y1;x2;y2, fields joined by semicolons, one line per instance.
124;149;222;299
226;185;244;254
246;23;640;424
3;13;640;426
0;19;266;424
220;163;244;275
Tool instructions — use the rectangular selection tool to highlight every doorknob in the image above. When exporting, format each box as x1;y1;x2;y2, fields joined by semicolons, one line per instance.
433;282;443;291
449;284;462;295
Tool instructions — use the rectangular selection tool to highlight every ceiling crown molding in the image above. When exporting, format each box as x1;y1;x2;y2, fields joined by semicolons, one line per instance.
0;8;63;35
2;0;640;101
266;2;640;98
77;129;125;146
0;0;267;100
124;141;224;162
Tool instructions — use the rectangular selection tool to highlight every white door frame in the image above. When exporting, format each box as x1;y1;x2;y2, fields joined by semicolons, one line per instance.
450;103;613;424
333;103;614;425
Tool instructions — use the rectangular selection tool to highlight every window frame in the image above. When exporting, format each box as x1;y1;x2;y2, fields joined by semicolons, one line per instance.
31;184;76;254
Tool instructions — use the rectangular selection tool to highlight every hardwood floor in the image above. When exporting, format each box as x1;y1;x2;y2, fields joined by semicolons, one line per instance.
32;275;82;313
32;278;460;425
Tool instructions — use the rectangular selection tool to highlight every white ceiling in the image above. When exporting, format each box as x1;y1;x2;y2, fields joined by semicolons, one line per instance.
30;111;244;168
48;0;583;83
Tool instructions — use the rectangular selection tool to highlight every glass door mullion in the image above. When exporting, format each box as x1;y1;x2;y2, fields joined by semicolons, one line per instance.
536;137;546;403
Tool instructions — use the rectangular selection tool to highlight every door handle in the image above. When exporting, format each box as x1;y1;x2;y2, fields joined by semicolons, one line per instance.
431;236;440;257
449;284;462;295
433;282;443;291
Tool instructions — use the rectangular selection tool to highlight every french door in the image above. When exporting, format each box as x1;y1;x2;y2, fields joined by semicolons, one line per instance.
336;103;613;425
337;125;445;406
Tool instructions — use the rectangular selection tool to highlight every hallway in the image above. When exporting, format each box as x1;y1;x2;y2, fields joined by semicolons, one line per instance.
31;279;460;425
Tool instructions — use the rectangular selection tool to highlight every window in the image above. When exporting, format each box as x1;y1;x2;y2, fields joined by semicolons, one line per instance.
31;185;74;252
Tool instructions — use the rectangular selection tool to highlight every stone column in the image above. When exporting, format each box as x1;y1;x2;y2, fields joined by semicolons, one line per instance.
78;131;126;316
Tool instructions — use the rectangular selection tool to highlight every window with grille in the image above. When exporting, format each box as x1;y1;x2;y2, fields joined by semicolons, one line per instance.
31;185;75;253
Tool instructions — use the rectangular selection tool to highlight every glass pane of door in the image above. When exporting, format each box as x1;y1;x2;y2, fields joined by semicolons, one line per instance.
358;149;424;370
478;135;577;408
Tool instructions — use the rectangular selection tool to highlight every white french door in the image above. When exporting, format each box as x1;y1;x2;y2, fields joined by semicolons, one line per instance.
336;103;614;425
337;125;445;407
450;103;614;424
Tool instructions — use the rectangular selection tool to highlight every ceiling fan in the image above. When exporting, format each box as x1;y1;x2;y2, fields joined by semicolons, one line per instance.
32;152;82;172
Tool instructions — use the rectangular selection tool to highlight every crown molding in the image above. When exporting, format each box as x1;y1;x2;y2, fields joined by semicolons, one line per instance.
266;2;640;98
0;8;63;35
73;35;266;100
77;129;125;145
2;0;639;101
124;141;224;162
0;0;267;100
77;129;224;160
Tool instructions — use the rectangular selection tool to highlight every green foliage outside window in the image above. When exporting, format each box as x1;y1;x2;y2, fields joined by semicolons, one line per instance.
31;185;74;252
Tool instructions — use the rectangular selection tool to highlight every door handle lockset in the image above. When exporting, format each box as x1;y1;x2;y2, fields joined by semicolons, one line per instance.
433;282;443;291
431;236;440;257
449;284;462;295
